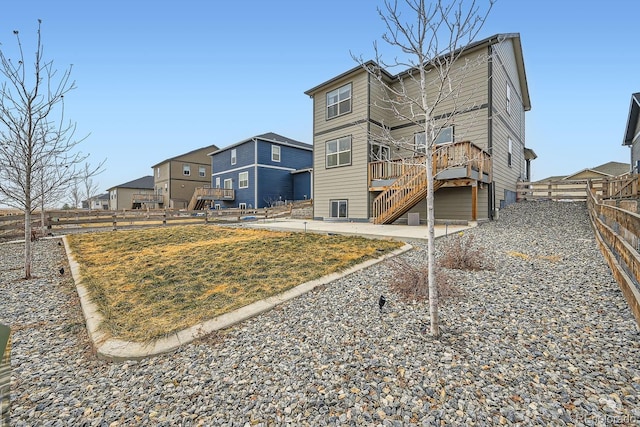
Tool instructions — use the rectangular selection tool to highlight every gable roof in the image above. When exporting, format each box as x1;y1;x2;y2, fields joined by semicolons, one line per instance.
623;93;640;146
208;132;312;155
107;175;154;191
536;161;630;183
89;193;110;201
304;33;530;111
151;144;220;168
563;161;630;180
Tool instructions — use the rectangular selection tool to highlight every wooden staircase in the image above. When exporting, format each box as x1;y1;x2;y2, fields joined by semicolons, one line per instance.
372;162;443;225
187;187;235;210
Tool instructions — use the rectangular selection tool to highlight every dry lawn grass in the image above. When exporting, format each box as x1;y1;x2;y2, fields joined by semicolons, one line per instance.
66;224;402;341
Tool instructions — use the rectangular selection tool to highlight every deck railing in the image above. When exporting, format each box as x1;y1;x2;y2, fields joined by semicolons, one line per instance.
368;141;491;184
187;187;235;210
131;193;164;204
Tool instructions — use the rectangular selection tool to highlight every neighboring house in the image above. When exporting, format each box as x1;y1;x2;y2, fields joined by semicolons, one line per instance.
84;193;109;210
150;144;219;209
304;33;534;223
562;161;630;181
107;176;155;210
536;161;630;182
205;132;313;210
623;92;640;171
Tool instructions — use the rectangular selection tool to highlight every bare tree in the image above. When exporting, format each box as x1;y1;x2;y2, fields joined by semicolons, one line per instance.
356;0;495;335
81;162;102;207
68;180;83;210
0;21;101;278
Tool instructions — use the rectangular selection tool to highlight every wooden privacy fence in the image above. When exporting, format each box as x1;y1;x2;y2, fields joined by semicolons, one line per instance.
586;184;640;329
516;179;604;201
518;174;640;202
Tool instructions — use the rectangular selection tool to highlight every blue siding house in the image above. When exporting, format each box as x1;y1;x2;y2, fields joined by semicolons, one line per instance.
209;132;313;209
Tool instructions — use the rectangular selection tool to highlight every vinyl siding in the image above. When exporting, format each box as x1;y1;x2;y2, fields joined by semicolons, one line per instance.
212;140;255;174
434;187;472;220
292;171;312;201
632;121;640;168
309;35;527;222
153;163;171;206
632;141;640;170
257;167;294;207
311;71;370;220
491;38;527;209
256;140;312;169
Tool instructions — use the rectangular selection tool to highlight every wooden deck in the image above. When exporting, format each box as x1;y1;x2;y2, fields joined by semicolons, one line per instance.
368;141;491;224
188;187;235;210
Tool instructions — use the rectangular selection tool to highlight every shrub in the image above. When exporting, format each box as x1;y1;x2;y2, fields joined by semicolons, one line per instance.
438;233;493;271
387;258;463;302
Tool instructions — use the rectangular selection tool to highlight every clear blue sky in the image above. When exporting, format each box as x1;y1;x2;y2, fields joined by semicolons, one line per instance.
2;0;638;192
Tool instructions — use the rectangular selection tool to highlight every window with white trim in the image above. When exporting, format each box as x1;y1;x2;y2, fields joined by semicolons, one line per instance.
326;136;351;168
370;142;390;161
508;137;513;167
231;149;237;165
506;84;511;115
224;178;233;189
156;167;160;178
215;177;221;188
272;145;281;162
414;126;454;153
239;202;247;210
183;164;191;176
214;203;221;210
330;200;348;218
199;166;206;177
239;171;249;189
326;83;352;119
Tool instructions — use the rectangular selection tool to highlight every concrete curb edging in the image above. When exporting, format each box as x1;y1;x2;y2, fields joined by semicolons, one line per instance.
62;236;412;361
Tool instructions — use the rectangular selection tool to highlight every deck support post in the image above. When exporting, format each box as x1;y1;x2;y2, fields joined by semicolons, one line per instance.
471;182;478;221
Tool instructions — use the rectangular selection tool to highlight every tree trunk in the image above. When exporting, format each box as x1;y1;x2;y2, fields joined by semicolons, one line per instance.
425;145;439;336
24;209;32;279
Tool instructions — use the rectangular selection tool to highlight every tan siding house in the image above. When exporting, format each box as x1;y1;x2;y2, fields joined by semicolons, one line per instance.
107;176;155;210
151;144;219;209
305;33;533;223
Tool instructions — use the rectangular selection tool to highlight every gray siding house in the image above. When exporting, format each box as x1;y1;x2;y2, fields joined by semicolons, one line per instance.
623;93;640;171
305;33;534;223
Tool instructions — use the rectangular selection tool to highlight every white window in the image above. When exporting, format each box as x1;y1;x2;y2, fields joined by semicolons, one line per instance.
156;167;160;178
231;149;237;165
508;137;513;167
239;202;247;210
370;142;390;161
326;83;352;119
183;164;191;176
224;178;233;189
414;126;454;153
506;84;511;115
272;145;281;162
326;136;351;168
215;177;221;188
239;171;249;189
330;200;348;218
214;203;221;210
199;166;206;177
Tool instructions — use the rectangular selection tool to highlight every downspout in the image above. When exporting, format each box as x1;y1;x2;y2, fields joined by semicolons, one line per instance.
487;45;495;220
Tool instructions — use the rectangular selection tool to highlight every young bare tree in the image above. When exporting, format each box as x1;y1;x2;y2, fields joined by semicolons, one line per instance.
80;162;102;207
357;0;495;335
0;21;101;278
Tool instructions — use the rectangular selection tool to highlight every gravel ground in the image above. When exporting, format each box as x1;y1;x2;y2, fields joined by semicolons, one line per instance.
2;201;640;426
